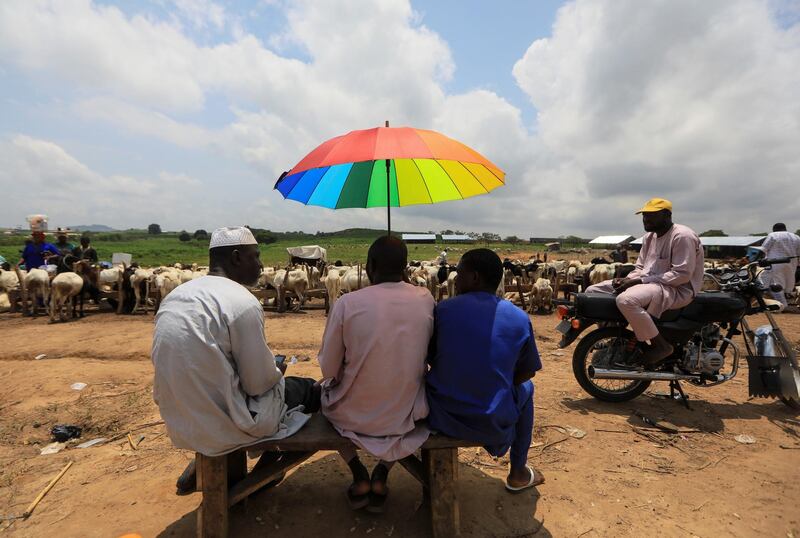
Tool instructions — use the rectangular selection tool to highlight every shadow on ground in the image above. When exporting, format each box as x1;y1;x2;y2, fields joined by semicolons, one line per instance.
561;389;799;433
158;452;550;537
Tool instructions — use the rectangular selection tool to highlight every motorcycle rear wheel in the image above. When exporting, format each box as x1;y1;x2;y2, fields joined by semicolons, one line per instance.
572;327;651;402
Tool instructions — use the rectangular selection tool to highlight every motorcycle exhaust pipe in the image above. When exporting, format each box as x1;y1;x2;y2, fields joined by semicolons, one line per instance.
588;366;722;382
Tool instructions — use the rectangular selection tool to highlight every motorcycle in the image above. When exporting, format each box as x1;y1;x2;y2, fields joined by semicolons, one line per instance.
555;255;800;409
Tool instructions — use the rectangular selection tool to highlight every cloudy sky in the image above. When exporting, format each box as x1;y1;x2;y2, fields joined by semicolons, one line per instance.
1;0;799;237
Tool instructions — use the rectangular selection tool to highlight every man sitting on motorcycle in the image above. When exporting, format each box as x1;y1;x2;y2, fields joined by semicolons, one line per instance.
586;198;705;368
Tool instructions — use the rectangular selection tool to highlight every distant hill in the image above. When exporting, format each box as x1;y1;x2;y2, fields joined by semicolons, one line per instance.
68;224;116;232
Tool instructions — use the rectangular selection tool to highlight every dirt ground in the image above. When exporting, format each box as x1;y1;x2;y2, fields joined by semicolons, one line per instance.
1;304;799;538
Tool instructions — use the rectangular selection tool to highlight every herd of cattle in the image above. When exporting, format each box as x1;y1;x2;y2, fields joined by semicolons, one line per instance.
0;252;733;322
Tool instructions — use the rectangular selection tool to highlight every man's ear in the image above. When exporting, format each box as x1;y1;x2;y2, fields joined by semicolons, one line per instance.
230;249;241;266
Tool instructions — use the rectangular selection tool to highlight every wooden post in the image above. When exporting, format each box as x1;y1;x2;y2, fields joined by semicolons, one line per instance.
425;448;460;538
357;264;362;289
517;280;526;311
9;289;19;313
227;451;247;488
197;454;229;538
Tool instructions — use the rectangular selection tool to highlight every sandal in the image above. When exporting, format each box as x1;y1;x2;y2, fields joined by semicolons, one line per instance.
347;483;370;510
367;463;390;514
505;466;545;493
346;456;371;510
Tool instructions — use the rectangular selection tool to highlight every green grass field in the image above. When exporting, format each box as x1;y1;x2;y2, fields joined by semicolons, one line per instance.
0;230;556;268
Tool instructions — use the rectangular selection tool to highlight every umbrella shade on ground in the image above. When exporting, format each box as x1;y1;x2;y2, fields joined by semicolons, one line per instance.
274;126;505;210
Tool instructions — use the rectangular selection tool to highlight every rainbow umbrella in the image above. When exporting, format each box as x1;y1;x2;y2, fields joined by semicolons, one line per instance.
274;123;504;233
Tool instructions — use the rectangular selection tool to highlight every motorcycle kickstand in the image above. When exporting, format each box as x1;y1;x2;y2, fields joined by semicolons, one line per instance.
670;379;692;410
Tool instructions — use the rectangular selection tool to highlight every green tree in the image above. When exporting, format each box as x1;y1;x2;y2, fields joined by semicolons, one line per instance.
699;229;727;237
148;223;162;235
193;229;209;240
504;235;520;244
561;235;584;244
178;231;191;242
255;232;277;245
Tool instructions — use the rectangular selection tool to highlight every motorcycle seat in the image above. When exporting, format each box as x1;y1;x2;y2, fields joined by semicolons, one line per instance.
680;292;747;322
575;293;683;323
574;293;626;321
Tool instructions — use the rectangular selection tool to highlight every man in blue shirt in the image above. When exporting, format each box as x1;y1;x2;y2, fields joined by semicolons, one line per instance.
426;248;544;491
20;232;60;270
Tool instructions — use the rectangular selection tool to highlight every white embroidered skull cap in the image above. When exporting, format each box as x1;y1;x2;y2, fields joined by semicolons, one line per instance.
209;227;258;249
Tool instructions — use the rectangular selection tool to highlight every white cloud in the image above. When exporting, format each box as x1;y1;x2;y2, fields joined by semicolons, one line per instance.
171;0;226;30
514;0;800;234
1;0;799;237
0;135;220;229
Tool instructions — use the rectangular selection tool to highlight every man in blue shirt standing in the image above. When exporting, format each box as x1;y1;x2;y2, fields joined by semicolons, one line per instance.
426;248;544;491
20;232;60;270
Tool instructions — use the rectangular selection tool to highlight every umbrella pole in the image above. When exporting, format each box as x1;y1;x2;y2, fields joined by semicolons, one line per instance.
385;120;391;236
386;158;391;236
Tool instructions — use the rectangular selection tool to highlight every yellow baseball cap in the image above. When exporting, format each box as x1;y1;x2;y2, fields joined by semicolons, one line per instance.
636;197;672;214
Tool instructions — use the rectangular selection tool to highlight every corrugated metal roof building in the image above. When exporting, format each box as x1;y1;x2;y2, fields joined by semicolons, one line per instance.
441;234;474;243
630;235;765;258
402;233;437;244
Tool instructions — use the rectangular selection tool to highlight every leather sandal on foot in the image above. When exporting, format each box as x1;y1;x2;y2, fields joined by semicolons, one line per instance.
367;463;390;514
505;466;545;493
346;483;370;510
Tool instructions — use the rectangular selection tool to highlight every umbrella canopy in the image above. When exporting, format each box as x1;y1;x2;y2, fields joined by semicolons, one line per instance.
274;126;504;209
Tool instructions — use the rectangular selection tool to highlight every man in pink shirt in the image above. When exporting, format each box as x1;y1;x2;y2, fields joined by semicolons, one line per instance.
318;236;434;513
586;198;704;367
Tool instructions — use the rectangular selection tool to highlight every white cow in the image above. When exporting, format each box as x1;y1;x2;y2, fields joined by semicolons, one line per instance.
130;268;153;314
273;267;310;311
98;266;124;292
340;266;370;293
324;267;343;312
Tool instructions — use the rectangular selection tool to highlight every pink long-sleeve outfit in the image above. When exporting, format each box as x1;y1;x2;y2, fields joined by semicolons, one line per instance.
318;281;435;461
586;224;704;341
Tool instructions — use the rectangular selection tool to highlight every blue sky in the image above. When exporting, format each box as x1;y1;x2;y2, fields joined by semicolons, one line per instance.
1;0;799;236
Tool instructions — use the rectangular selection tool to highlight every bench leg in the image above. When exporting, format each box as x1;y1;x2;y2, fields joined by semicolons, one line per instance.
197;454;229;538
424;447;460;538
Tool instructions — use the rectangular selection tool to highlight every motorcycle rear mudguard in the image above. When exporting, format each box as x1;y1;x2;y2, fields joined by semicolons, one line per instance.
557;319;591;348
746;355;800;401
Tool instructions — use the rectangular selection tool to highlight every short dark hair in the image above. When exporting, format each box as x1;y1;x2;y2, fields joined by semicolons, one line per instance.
460;248;503;290
209;245;238;266
773;222;787;232
367;236;407;276
80;235;90;244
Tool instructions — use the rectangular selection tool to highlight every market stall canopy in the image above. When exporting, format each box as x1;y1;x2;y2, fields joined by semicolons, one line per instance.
286;245;327;261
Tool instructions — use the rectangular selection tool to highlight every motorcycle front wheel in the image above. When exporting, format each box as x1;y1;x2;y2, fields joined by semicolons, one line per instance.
572;327;651;402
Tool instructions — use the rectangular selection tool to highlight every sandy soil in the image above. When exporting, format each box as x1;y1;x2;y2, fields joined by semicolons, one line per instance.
1;304;799;538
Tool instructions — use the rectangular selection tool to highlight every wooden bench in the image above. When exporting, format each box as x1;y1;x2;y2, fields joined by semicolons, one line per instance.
195;413;478;537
